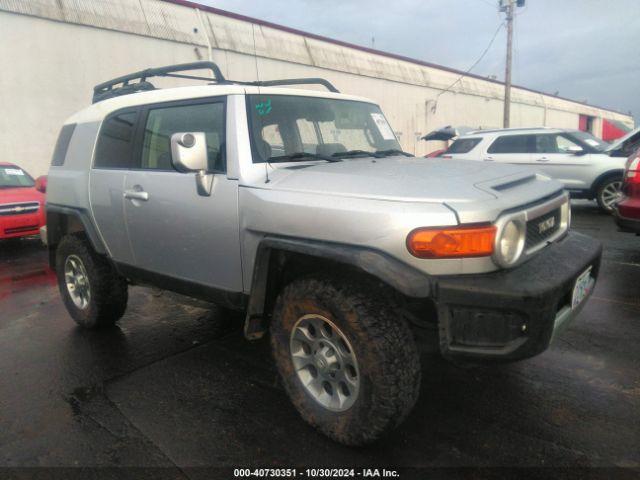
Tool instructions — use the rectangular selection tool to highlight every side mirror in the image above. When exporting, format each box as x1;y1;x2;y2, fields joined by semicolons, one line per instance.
567;146;586;156
35;176;48;193
170;132;208;172
170;132;214;196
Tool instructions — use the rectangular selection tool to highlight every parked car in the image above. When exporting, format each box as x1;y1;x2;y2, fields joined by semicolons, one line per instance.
46;62;602;446
0;163;47;240
441;126;640;213
614;147;640;234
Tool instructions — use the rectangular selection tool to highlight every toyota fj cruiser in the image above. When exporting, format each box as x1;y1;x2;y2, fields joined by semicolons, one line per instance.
46;62;602;445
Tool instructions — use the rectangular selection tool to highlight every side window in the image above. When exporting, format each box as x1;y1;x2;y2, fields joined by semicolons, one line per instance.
94;111;138;168
535;134;582;154
141;101;225;171
555;135;582;153
446;138;482;154
487;135;532;154
51;123;77;166
535;134;559;154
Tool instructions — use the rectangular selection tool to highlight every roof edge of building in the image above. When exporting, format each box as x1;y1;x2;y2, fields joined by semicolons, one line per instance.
163;0;628;118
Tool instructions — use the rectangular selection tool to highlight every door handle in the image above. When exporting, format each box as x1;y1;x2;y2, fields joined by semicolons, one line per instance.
536;157;550;162
124;190;149;201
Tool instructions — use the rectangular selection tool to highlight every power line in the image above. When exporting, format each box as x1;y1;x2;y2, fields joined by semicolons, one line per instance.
432;21;505;107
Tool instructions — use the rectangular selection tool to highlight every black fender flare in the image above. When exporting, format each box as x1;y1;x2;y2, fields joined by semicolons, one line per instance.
243;235;435;339
590;169;624;196
46;203;107;268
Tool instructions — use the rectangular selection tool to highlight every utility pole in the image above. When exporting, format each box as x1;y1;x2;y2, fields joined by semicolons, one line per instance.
500;0;523;128
502;0;514;127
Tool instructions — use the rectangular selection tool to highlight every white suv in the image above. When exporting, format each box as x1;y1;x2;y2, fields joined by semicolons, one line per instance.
442;127;640;212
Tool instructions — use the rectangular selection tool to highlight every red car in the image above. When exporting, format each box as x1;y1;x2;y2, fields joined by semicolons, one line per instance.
0;163;47;240
614;148;640;234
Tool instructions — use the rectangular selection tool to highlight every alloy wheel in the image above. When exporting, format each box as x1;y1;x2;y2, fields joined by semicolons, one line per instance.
600;180;623;211
64;255;91;310
289;314;360;412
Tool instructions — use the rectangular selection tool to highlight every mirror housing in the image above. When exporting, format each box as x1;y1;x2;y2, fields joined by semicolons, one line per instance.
170;132;214;196
567;145;586;156
35;176;48;193
170;132;208;172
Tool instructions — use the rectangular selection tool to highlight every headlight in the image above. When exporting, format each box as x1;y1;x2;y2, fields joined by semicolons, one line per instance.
495;219;525;267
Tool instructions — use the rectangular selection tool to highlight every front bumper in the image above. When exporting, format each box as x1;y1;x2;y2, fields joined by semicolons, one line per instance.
434;231;602;361
614;204;640;234
0;211;45;240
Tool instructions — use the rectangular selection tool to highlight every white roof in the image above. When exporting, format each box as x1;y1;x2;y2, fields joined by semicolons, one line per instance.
464;127;567;137
66;84;376;124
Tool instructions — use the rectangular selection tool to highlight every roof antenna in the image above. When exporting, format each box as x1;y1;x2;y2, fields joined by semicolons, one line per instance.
252;23;271;184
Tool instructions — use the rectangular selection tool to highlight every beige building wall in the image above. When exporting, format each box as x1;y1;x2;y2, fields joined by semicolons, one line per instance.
0;0;634;176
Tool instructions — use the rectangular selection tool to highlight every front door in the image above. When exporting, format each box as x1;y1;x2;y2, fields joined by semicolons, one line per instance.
531;133;592;190
123;97;243;293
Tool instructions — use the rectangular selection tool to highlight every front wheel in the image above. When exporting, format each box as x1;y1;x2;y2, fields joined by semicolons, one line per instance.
56;235;128;328
270;274;421;445
596;177;623;213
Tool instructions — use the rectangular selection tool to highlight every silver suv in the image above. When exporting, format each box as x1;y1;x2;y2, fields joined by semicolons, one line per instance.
45;62;602;445
443;127;640;212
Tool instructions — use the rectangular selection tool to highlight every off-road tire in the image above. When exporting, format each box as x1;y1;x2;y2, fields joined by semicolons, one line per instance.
56;234;128;328
596;175;623;213
270;274;421;445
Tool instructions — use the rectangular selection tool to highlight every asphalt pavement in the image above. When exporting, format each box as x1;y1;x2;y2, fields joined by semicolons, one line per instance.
0;201;638;479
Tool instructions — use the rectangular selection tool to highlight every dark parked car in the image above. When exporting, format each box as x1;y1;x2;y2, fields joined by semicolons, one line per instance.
614;147;640;234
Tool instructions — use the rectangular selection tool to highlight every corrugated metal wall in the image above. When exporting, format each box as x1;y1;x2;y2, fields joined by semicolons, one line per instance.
0;0;634;175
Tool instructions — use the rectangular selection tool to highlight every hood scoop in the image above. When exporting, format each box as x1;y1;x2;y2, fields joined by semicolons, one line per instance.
492;174;537;192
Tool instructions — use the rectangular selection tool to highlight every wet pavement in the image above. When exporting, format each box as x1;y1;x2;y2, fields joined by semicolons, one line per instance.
0;202;639;478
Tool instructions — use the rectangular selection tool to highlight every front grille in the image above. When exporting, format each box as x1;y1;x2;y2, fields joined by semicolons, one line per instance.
525;208;561;249
0;202;40;216
5;225;38;235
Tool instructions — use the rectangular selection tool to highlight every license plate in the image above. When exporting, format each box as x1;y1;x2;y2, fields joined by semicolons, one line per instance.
571;267;593;309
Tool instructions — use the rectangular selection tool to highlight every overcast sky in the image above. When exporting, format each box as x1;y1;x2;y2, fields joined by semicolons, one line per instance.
197;0;639;122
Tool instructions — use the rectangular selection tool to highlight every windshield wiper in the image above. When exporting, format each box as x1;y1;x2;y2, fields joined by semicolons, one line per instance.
375;149;414;157
268;152;342;163
332;150;383;159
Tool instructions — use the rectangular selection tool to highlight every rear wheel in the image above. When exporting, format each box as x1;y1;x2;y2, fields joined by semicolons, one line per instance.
270;274;421;445
596;176;623;213
56;235;128;328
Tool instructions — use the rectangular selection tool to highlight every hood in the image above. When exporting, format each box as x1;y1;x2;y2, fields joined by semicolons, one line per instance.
606;126;640;153
256;156;559;206
0;186;44;204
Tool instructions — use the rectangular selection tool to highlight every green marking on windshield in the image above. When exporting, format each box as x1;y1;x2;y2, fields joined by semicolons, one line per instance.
255;99;272;116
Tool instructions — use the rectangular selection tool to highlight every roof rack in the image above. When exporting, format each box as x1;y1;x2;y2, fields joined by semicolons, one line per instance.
236;78;339;93
92;61;339;103
92;61;226;103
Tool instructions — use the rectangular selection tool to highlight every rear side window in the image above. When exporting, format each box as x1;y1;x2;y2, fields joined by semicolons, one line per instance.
51;123;76;166
445;138;481;154
487;135;533;154
94;111;138;169
140;101;226;171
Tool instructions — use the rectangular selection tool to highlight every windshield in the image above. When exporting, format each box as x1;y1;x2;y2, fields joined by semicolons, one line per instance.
0;166;35;188
569;131;609;152
248;94;402;162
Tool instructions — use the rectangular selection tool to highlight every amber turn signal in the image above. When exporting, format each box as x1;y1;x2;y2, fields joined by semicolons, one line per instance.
406;225;497;259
